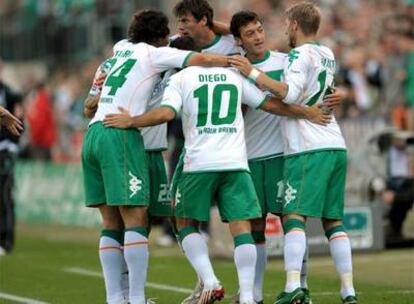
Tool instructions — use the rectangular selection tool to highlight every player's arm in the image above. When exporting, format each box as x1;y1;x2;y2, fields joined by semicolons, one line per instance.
229;55;288;99
212;20;230;35
103;106;175;129
260;97;331;125
185;52;229;67
83;60;111;118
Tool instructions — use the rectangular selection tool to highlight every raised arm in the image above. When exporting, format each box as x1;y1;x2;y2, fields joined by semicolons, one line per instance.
103;106;176;129
229;55;288;99
212;20;230;35
185;52;229;67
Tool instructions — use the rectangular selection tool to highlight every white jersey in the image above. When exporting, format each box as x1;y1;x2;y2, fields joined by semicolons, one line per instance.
244;50;287;161
141;69;177;151
90;39;192;125
201;34;242;55
282;42;346;155
161;66;267;172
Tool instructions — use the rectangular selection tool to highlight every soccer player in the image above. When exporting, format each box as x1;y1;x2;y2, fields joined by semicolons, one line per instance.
81;9;232;304
174;0;241;55
229;2;357;304
172;1;243;302
103;65;330;304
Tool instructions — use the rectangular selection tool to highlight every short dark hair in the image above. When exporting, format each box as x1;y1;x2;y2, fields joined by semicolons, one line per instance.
170;36;200;52
230;10;263;38
174;0;214;29
127;10;170;44
285;1;321;36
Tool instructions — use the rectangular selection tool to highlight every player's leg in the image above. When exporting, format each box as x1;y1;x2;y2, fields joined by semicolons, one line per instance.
82;123;127;304
219;171;262;304
101;125;150;304
323;151;357;304
276;152;331;304
175;173;222;297
99;205;126;304
246;160;267;304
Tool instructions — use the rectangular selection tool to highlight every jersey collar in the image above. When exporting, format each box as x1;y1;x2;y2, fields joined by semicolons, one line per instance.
202;34;221;50
250;50;270;65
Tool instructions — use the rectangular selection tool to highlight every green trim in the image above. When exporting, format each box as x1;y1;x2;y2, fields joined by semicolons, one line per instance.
265;70;283;81
256;95;270;109
178;226;200;242
252;231;266;244
183;168;250;174
250;50;270;65
101;229;124;244
202;34;221;50
125;226;148;238
282;218;305;234
248;152;283;162
234;233;255;247
145;147;167;152
160;105;178;117
325;225;346;239
304;41;320;46
284;148;347;158
182;51;195;67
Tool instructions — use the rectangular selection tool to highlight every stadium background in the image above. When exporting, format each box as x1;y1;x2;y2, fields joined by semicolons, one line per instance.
0;0;413;303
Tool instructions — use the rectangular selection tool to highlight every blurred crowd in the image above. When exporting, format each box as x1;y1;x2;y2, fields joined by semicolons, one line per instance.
0;0;413;162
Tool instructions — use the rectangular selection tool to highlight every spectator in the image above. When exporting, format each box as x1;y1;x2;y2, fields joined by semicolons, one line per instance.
0;60;23;255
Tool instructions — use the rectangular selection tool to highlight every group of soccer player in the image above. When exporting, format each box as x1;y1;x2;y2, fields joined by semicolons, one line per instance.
81;1;357;304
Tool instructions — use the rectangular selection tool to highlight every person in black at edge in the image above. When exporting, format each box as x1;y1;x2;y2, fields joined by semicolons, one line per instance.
0;60;24;255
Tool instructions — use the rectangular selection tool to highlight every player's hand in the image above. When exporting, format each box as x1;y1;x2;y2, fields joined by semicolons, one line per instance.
0;106;24;136
323;87;345;109
228;55;253;77
103;107;133;129
306;104;331;126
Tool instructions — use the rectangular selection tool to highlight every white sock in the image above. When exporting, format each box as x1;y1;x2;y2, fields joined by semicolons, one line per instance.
284;230;306;292
124;230;149;304
301;239;309;289
235;244;257;303
120;253;129;301
254;244;266;302
99;236;125;304
181;233;220;289
329;231;355;298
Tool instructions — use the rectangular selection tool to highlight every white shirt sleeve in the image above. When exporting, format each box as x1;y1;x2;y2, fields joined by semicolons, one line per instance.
150;46;193;73
88;58;114;96
283;49;310;104
240;77;268;109
160;72;183;115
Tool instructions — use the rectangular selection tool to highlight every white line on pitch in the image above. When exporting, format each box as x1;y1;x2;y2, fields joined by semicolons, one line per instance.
0;292;49;304
64;267;193;294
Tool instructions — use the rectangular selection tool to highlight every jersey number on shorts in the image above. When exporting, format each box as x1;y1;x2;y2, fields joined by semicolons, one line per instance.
105;59;137;96
194;84;238;127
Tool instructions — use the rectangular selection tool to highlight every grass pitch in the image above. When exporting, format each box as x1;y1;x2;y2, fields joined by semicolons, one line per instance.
0;224;413;304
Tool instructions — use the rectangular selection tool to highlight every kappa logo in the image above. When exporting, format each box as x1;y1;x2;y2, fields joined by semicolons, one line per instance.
284;181;297;206
129;171;142;198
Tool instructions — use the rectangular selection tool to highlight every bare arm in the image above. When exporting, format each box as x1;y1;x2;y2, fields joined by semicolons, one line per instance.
103;106;176;129
212;20;230;35
229;55;288;99
0;106;24;136
186;53;229;67
83;95;100;118
260;97;331;125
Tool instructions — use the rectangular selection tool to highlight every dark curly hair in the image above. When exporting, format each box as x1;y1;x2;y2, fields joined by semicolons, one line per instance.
230;10;263;38
127;10;170;45
174;0;214;29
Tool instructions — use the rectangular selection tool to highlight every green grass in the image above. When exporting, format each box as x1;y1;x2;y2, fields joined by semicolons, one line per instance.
0;224;413;304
